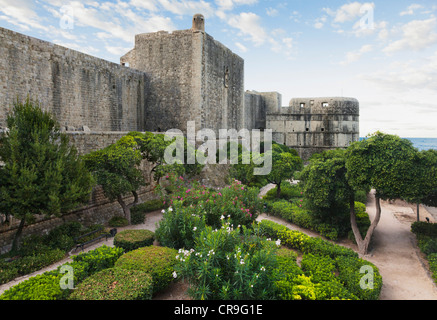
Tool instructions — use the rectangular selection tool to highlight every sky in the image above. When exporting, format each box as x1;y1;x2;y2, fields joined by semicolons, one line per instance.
0;0;436;138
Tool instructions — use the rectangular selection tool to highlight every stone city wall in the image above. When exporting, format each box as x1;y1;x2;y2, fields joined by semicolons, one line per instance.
0;27;148;132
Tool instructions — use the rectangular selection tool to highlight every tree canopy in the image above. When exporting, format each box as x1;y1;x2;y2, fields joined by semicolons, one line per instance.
0;99;95;251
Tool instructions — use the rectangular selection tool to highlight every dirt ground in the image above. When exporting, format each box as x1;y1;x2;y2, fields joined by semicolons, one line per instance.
2;188;437;300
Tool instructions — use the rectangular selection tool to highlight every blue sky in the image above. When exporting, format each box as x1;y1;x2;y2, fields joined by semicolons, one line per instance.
1;0;437;138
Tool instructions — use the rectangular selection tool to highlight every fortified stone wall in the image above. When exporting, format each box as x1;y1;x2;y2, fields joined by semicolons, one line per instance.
267;97;360;160
243;91;282;130
0;27;148;132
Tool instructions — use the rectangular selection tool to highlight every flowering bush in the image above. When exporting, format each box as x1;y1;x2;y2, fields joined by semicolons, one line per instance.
174;221;280;300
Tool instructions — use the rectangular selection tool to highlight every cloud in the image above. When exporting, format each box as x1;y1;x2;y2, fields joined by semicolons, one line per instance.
0;0;49;31
400;4;424;16
227;12;267;46
234;42;247;53
266;7;278;17
360;51;437;91
324;2;375;23
105;45;132;56
383;17;437;54
340;44;373;65
314;16;327;29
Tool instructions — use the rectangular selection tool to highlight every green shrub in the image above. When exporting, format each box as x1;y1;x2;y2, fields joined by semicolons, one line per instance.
263;182;302;201
0;270;68;300
428;253;437;283
259;220;357;259
69;268;153;300
0;245;124;300
272;248;303;300
412;221;437;238
113;229;155;252
155;202;207;250
355;190;368;204
176;223;279;300
270;201;294;221
115;246;178;294
72;245;124;274
130;199;165;225
108;216;129;227
335;255;383;300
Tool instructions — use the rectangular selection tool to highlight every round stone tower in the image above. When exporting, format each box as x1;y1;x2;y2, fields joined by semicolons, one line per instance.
192;14;205;32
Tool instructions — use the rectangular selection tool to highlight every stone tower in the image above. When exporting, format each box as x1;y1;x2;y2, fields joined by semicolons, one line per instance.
120;14;244;135
192;14;205;32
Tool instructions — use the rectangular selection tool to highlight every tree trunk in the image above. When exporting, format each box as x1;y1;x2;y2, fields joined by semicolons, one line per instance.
276;183;281;199
350;194;382;255
117;191;139;225
417;203;420;222
11;217;26;253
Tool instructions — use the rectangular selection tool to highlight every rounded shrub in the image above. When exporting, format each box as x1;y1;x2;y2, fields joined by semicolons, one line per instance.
113;229;155;252
109;216;129;227
114;246;178;294
69;268;153;300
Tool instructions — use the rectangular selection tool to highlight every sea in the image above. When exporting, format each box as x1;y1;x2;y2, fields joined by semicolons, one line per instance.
359;138;437;151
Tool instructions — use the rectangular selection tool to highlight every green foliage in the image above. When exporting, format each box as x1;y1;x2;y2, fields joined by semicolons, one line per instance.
83;134;145;207
300;148;353;222
0;245;124;300
114;246;178;294
69;268;153;300
130;199;165;224
155;201;207;250
263;182;302;201
113;229;155;252
156;178;262;249
108;216;129;227
0;98;95;251
176;222;279;300
346;132;418;201
411;221;437;238
335;255;382;300
258;220;382;300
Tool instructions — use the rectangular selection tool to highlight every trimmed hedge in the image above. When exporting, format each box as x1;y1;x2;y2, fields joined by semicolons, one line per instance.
258;219;382;300
109;216;129;227
411;221;437;286
113;229;155;252
69;268;153;300
114;246;178;294
0;245;124;300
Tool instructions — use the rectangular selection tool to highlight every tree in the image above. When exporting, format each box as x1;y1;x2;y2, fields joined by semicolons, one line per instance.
345;132;418;255
83;135;145;225
0;99;95;252
264;144;303;199
299;149;353;224
402;149;437;221
83;132;203;224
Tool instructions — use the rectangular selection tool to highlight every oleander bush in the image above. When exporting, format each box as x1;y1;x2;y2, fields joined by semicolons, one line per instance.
114;246;178;295
175;222;279;300
69;268;153;300
113;229;155;252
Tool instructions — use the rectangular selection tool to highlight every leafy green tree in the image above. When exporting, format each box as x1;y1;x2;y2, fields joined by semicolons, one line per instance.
0;99;95;252
403;149;437;221
300;149;353;225
345;132;418;255
83;135;145;225
264;144;303;199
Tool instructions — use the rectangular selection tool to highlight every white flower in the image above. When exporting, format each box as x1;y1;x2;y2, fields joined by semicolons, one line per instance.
220;215;225;220
275;239;281;247
169;207;173;212
193;227;197;231
260;266;266;271
172;271;177;278
161;210;165;213
240;259;245;265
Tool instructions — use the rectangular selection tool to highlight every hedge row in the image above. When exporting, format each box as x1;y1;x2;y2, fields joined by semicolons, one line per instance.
258;219;382;300
411;221;437;285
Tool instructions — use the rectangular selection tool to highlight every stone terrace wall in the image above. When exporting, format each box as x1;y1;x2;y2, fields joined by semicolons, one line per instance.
0;27;148;132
